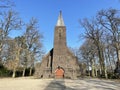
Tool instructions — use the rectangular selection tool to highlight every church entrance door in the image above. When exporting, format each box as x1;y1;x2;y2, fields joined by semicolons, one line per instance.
55;66;64;78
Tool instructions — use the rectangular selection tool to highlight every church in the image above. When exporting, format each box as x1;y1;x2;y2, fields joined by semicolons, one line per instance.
35;11;81;79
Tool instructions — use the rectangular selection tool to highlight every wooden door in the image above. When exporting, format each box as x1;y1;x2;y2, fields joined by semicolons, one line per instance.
55;68;64;78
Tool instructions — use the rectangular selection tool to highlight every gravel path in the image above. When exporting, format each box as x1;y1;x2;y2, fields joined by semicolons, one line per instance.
0;78;119;90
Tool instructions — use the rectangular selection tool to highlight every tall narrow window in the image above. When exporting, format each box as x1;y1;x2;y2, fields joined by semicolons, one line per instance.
59;29;62;39
59;32;61;39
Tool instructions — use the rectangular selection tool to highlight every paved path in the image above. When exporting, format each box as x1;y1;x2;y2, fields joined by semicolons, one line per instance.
44;79;120;90
0;78;120;90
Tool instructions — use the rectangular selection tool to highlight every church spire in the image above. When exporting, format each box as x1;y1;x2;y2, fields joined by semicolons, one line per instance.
56;11;65;26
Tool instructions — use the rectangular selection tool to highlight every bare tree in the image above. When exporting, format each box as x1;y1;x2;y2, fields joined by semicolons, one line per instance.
0;0;14;8
4;38;22;78
0;0;15;15
79;8;120;78
97;8;120;72
80;18;108;78
14;36;27;77
0;10;22;65
23;17;43;76
103;34;116;73
79;39;98;77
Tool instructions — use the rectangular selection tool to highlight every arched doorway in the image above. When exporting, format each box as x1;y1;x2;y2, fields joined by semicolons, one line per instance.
55;66;64;78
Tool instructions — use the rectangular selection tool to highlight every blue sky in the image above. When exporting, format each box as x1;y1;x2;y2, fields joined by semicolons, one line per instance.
10;0;120;53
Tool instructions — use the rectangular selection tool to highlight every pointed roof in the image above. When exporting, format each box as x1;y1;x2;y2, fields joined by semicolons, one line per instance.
56;11;65;26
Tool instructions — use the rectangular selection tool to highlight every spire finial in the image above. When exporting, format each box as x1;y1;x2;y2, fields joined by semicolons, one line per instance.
56;11;65;26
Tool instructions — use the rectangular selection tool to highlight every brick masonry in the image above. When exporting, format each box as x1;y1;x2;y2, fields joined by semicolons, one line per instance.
34;12;82;79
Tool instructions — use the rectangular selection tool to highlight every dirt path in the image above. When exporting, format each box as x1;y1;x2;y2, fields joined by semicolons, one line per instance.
0;78;119;90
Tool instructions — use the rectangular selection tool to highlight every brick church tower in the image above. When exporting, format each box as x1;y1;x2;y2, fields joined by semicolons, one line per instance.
35;11;81;79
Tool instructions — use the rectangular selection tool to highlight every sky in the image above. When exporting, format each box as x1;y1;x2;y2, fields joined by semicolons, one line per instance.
10;0;120;53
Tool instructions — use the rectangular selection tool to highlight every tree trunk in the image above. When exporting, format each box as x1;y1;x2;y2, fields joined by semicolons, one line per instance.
99;68;102;77
22;68;26;77
105;67;108;79
95;68;98;77
107;48;113;71
91;59;95;77
117;50;120;73
97;46;105;77
87;61;90;77
116;49;120;70
88;67;90;77
118;50;120;64
12;68;16;78
29;67;32;76
116;49;120;63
